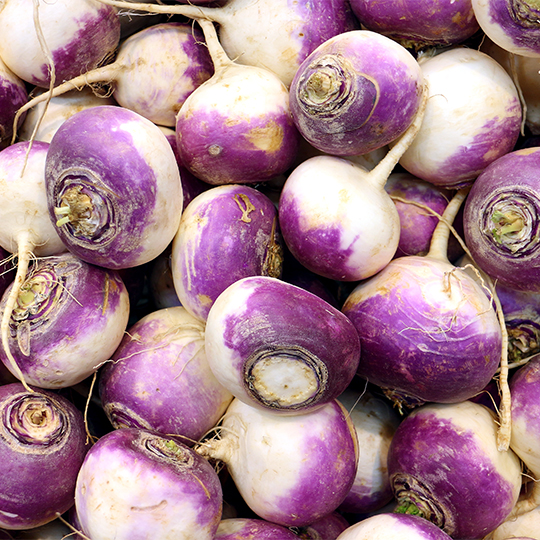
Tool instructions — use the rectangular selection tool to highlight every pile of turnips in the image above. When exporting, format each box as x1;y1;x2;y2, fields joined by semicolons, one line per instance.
2;0;540;539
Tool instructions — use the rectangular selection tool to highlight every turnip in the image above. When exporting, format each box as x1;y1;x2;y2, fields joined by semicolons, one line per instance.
348;0;480;47
204;276;360;414
17;87;117;144
75;427;223;540
278;86;428;282
334;513;453;539
0;383;88;530
398;47;522;188
214;518;298;539
45;105;183;270
170;184;283;322
463;147;540;293
0;56;28;149
174;18;300;186
289;30;424;156
0;141;67;391
149;250;182;310
472;0;540;57
337;387;400;514
196;397;358;527
0;252;130;389
13;21;215;131
99;306;233;443
93;0;359;87
341;188;503;410
0;0;121;88
387;400;522;539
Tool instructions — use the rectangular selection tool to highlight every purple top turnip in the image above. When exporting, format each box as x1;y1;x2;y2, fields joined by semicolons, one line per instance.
0;252;130;389
99;306;233;443
289;30;424;156
204;276;361;414
75;427;223;540
472;0;540;57
0;57;27;149
214;518;298;539
171;185;284;321
45;105;183;270
398;47;522;188
197;398;358;527
0;383;88;530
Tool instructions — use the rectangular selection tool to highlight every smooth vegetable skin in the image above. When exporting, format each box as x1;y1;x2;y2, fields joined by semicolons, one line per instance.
204;276;360;414
0;383;89;530
289;30;424;156
0;252;130;389
75;428;223;540
0;0;121;88
336;513;453;539
349;0;480;47
387;401;522;539
45;105;183;270
100;306;233;443
198;398;358;527
0;57;27;149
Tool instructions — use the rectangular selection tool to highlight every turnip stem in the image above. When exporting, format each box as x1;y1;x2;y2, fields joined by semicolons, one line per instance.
368;82;428;191
12;63;120;144
1;232;33;392
426;186;470;262
197;18;234;71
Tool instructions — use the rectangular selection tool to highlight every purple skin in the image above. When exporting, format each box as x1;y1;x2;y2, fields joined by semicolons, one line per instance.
478;0;540;56
214;518;298;539
0;63;28;149
205;276;361;414
75;428;223;540
171;185;284;321
387;402;521;539
463;147;540;293
0;247;15;301
0;252;130;389
99;306;233;444
349;0;480;46
0;1;120;89
296;512;350;539
204;398;358;527
342;256;502;406
0;383;88;530
176;104;301;185
384;173;463;260
336;513;454;539
45;105;183;270
289;30;423;156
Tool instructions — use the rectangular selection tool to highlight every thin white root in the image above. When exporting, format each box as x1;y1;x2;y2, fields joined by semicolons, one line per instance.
1;232;34;392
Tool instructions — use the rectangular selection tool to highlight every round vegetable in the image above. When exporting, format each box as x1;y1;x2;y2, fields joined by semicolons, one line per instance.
204;276;361;414
463;147;540;293
289;30;424;156
0;383;88;530
75;427;223;540
45;105;183;270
